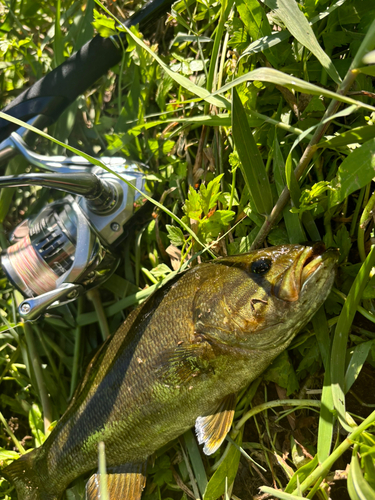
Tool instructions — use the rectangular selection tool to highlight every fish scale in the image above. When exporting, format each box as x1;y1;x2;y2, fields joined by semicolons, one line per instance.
1;244;338;500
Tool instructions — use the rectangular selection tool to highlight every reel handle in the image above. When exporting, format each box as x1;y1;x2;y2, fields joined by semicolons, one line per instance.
18;283;84;321
0;172;116;214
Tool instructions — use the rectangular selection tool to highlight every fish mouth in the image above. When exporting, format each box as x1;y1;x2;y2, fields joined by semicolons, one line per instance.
275;243;337;302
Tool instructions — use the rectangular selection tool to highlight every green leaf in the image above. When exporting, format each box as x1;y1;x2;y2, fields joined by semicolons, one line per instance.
241;31;289;58
149;264;173;278
290;181;332;215
331;246;375;432
317;362;335;464
215;68;375;112
170;33;213;45
232;88;273;216
267;226;289;245
285;153;321;242
350;452;375;500
109;7;229;110
150;455;173;486
329;139;375;207
260;487;306;500
166;225;185;247
28;403;45;447
200;175;224;216
203;430;243;500
348;455;362;500
264;0;341;84
184;429;208;498
102;274;139;297
285;153;302;208
0;447;21;463
184;187;202;221
318;125;375;149
236;0;270;40
0;156;27;223
285;455;319;493
363;275;375;299
345;341;374;393
92;9;117;37
241;0;349;59
333;226;352;264
263;351;299;395
273;136;305;243
199;211;235;242
356;66;375;76
128;115;231;137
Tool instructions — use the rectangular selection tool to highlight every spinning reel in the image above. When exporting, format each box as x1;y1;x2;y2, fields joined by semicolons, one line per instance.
0;128;149;321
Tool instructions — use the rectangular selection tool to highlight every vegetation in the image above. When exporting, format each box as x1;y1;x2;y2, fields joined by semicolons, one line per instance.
1;0;375;499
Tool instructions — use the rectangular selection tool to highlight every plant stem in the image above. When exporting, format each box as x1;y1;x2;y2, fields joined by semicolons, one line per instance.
70;297;83;399
358;190;375;262
349;187;365;237
292;409;375;495
234;399;321;432
23;322;53;433
87;289;110;341
34;325;68;403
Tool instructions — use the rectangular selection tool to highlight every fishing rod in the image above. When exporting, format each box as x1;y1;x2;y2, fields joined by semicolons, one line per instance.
0;0;174;321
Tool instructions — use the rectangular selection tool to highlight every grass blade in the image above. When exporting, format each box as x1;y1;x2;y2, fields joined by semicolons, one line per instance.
312;307;330;368
318;125;375;149
241;0;348;59
260;486;305;500
203;431;242;500
345;340;374;394
264;0;341;84
317;364;335;464
232;88;273;216
183;429;208;498
331;246;375;431
348;454;362;500
236;0;270;40
285;455;319;493
273;136;306;243
285;153;320;241
215;67;375;112
350;451;375;500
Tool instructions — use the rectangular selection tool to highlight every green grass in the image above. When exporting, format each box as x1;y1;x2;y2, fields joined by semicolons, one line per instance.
1;0;375;499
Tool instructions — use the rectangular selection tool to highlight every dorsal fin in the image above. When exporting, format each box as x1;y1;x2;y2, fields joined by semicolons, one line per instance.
85;462;147;500
195;393;236;455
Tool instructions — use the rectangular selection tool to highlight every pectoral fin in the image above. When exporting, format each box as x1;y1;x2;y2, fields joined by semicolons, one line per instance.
195;393;236;456
86;462;147;500
158;338;215;386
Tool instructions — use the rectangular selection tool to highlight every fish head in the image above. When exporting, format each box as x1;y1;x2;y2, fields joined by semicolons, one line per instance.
193;243;338;350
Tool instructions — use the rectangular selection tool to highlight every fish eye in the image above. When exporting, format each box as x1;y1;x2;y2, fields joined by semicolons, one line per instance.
251;258;272;274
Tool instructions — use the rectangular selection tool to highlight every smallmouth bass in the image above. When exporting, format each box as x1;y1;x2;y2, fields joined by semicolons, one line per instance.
2;244;338;500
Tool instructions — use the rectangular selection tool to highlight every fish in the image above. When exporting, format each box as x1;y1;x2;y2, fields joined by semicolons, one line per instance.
1;243;338;500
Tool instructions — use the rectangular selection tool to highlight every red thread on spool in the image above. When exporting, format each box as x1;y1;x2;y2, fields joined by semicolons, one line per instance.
7;235;58;295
